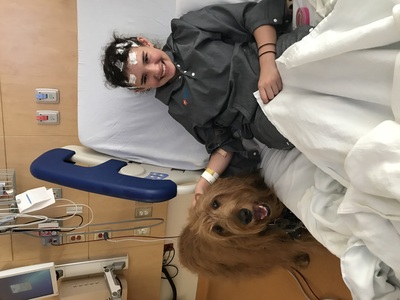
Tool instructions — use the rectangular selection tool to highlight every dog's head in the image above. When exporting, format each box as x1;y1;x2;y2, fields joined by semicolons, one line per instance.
178;174;307;278
189;173;284;239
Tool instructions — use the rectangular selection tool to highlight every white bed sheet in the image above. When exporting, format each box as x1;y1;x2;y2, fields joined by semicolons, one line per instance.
257;0;400;298
260;146;400;300
77;0;209;170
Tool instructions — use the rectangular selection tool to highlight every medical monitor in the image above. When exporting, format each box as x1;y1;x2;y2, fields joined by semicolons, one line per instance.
0;262;58;300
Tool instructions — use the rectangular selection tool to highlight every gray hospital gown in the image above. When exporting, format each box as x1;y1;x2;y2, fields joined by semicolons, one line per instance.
155;0;309;175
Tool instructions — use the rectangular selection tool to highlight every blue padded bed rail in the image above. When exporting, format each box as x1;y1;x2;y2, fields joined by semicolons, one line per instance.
30;148;177;202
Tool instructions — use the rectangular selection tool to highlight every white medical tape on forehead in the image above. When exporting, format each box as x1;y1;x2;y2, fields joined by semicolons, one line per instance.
116;42;130;48
115;60;124;72
128;51;138;65
129;74;137;85
115;40;139;55
130;41;139;48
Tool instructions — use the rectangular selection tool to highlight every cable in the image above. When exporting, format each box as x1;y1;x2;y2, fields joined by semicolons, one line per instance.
0;198;92;232
1;196;170;246
89;217;164;230
163;247;176;265
162;247;179;279
286;268;339;300
162;266;177;300
105;235;169;243
115;276;123;297
0;214;49;230
286;268;313;300
51;218;168;245
52;198;94;230
59;214;84;232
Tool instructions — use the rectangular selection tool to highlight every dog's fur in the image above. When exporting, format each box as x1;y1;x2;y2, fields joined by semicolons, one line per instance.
178;173;318;278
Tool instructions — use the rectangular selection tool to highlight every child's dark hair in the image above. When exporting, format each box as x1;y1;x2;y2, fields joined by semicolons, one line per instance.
101;33;144;88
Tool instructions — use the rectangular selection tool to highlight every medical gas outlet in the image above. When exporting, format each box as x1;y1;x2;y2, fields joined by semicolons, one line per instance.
35;88;59;103
36;110;59;124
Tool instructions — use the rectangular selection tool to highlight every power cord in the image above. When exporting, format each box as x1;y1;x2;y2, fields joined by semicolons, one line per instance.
162;244;178;300
162;266;177;300
286;267;339;300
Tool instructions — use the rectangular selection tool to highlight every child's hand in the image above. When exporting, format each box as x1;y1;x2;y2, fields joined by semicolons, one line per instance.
258;55;282;103
192;193;201;207
192;178;211;207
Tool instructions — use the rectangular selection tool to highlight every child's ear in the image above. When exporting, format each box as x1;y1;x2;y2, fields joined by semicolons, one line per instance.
137;36;153;48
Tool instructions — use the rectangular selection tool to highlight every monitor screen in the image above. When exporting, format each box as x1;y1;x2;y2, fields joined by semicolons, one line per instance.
0;262;58;300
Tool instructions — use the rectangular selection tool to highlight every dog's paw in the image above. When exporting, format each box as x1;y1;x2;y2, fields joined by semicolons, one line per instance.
294;253;310;268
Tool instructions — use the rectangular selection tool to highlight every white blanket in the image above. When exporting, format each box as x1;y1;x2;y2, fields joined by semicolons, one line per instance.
258;0;400;299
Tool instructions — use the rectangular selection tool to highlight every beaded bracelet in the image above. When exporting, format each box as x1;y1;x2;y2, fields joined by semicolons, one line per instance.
259;50;276;58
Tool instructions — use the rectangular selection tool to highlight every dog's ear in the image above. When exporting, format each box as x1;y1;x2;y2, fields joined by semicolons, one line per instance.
178;225;213;276
178;222;315;279
179;225;229;278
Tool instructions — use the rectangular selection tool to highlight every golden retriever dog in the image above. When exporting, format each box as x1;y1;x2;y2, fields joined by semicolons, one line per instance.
178;173;318;278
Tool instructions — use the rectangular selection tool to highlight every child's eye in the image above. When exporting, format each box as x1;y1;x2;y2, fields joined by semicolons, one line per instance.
144;53;149;63
143;75;147;85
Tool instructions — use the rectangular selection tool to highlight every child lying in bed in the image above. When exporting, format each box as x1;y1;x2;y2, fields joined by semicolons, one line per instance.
101;0;311;201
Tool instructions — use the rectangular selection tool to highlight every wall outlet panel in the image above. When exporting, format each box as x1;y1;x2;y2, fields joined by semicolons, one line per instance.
38;221;62;246
135;207;153;218
35;88;60;103
52;187;62;199
93;230;112;241
65;232;86;244
36;110;60;124
133;227;150;236
164;243;174;252
42;235;62;246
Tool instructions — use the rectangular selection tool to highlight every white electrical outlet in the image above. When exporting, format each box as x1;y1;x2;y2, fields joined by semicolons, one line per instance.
35;88;60;103
135;207;153;218
133;227;150;236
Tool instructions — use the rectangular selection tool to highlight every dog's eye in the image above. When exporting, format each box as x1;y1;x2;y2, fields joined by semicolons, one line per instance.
211;200;220;209
212;225;224;234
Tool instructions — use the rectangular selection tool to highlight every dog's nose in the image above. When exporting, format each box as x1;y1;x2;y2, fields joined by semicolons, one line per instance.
239;209;252;225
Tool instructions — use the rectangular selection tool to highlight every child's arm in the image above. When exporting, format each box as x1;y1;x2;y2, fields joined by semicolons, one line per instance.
193;148;233;206
253;25;282;104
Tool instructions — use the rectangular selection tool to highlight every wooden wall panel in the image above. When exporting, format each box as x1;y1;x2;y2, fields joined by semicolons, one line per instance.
0;0;78;137
0;80;7;168
0;1;168;300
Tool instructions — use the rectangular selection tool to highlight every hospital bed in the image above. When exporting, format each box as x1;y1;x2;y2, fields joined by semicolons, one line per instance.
30;0;400;299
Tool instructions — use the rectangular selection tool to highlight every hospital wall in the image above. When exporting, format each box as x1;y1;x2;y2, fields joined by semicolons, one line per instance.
0;1;168;299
